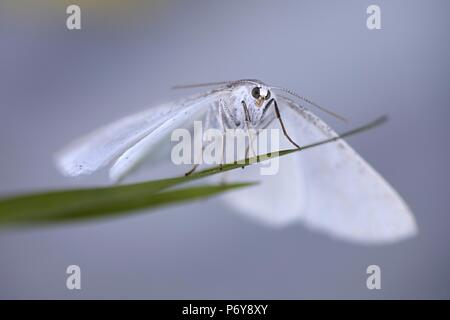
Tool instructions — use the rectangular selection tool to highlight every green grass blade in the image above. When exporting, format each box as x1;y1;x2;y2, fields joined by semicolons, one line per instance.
0;182;256;225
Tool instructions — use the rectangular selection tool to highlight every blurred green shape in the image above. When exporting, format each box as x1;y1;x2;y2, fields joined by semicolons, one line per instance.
0;148;299;226
0;182;256;225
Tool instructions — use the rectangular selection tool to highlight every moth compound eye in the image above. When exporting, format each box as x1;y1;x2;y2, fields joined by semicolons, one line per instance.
251;87;261;99
265;90;271;100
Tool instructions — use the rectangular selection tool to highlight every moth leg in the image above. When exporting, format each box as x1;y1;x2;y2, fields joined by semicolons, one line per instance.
218;104;234;186
244;145;250;164
219;114;227;171
185;143;207;176
241;101;257;167
219;131;229;185
184;164;199;176
242;100;250;166
185;108;213;176
264;98;301;149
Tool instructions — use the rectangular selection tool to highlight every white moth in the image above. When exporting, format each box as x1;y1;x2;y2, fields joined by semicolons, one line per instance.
55;79;417;244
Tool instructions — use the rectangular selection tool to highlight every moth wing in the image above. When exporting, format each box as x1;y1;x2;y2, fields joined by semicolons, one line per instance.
109;92;225;182
283;96;417;243
222;96;417;244
55;90;223;178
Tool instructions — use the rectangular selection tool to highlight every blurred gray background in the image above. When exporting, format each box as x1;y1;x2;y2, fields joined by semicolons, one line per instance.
0;0;449;299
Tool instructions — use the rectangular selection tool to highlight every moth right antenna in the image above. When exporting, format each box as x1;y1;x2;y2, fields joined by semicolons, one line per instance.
272;86;348;123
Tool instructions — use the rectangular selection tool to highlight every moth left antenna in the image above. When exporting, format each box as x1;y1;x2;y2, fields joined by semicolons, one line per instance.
172;79;264;89
172;81;231;89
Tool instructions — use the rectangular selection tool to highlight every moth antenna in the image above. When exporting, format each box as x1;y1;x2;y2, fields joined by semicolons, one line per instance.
172;79;264;90
272;86;348;123
172;81;231;89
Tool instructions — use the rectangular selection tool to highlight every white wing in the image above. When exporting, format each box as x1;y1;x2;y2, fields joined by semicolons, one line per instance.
55;90;224;178
222;96;417;244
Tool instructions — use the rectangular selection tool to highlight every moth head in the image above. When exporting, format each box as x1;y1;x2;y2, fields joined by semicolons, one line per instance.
251;85;271;107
